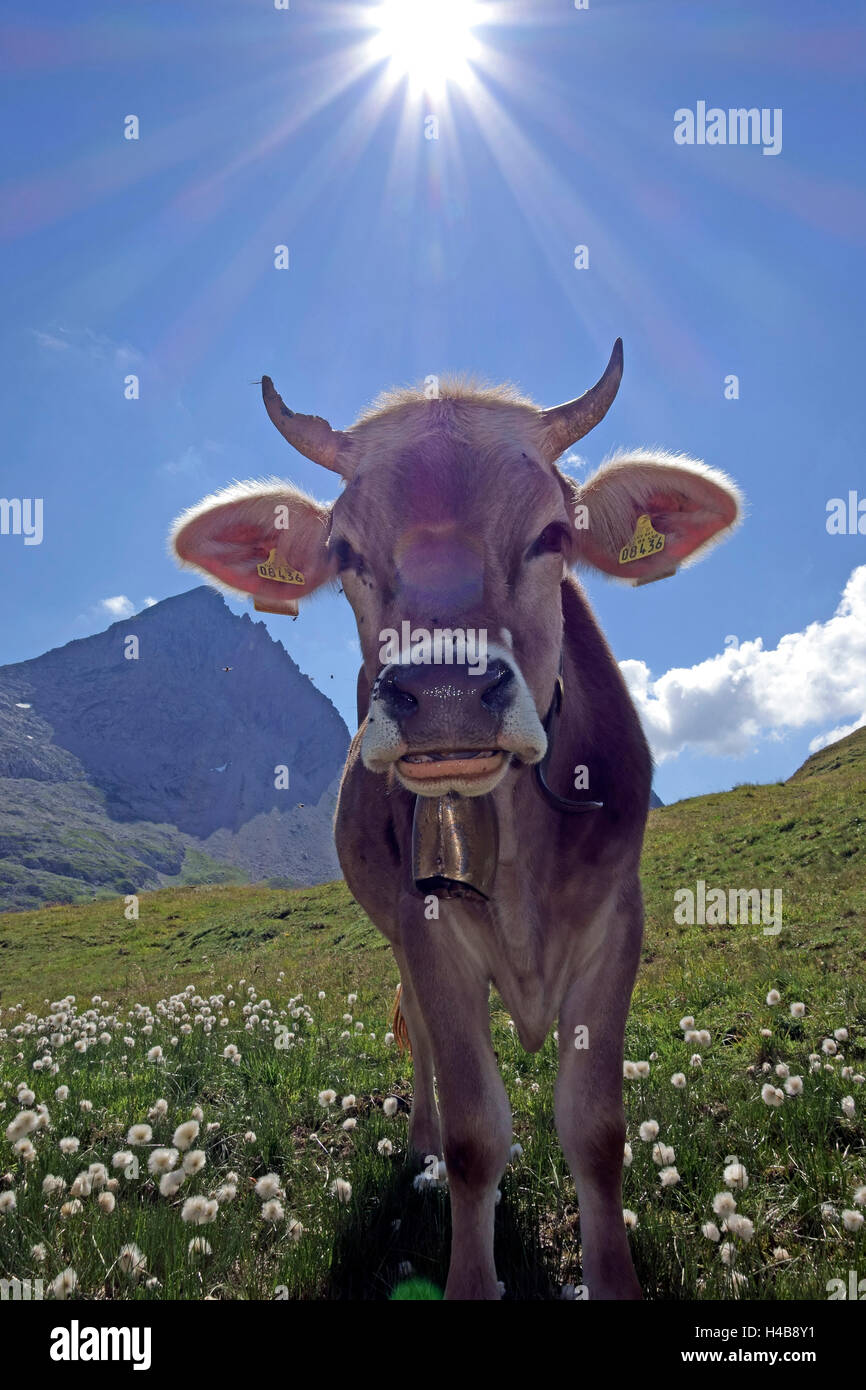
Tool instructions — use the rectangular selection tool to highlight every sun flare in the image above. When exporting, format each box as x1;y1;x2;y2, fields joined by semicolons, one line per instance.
369;0;484;93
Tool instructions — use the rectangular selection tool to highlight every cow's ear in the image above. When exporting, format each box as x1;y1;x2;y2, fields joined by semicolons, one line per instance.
170;480;336;613
567;451;742;585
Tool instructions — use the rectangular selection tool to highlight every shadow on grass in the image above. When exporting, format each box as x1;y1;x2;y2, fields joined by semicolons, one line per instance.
324;1158;566;1300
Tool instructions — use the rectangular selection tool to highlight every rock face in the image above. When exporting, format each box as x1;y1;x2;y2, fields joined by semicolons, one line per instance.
0;588;350;909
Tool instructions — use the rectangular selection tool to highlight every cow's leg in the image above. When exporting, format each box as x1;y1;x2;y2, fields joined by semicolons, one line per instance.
391;953;441;1157
401;912;511;1300
554;891;643;1300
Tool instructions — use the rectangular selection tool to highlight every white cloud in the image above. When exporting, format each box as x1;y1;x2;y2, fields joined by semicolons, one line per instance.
32;325;142;368
808;714;866;754
620;565;866;763
99;596;135;619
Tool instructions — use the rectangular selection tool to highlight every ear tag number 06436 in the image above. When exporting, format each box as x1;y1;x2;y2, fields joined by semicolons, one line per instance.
618;514;666;566
256;548;305;585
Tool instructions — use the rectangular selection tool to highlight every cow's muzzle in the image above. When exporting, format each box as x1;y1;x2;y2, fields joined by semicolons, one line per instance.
361;644;547;796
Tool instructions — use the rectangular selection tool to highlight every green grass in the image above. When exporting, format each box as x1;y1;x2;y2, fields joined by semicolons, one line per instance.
0;730;864;1300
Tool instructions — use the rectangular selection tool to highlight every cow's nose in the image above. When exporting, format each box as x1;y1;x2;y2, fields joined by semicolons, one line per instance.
375;659;514;728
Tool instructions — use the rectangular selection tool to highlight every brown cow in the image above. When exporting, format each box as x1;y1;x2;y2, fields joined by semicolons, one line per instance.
171;342;741;1299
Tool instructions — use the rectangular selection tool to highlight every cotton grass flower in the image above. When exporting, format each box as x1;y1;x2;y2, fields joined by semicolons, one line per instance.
713;1192;737;1218
61;1199;83;1217
719;1242;736;1266
318;1090;337;1107
701;1222;721;1242
853;1186;866;1207
761;1084;784;1107
842;1209;864;1232
5;1110;39;1143
172;1120;199;1151
671;1073;687;1089
835;1028;849;1042
112;1150;134;1171
784;1075;804;1096
180;1195;218;1225
215;1183;237;1202
790;1002;806;1018
772;1247;790;1262
623;1142;633;1167
822;1038;838;1055
330;1178;352;1203
377;1138;394;1156
841;1096;856;1119
31;1243;47;1263
652;1143;676;1166
126;1123;152;1145
623;1209;638;1229
188;1237;212;1256
255;1174;283;1200
723;1162;749;1190
0;1190;16;1214
638;1120;659;1142
117;1243;147;1277
182;1149;206;1175
383;1097;399;1117
50;1268;78;1300
727;1214;755;1242
54;1085;69;1101
159;1169;187;1197
261;1199;285;1223
98;1191;116;1214
59;1136;80;1154
147;1148;179;1175
659;1166;680;1187
342;1117;357;1132
341;1094;356;1110
766;990;781;1006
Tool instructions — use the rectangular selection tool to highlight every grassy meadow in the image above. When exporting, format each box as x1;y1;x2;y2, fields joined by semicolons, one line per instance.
0;730;864;1300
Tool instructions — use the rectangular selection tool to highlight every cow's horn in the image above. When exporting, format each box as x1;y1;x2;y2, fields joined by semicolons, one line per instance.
261;376;355;478
539;338;623;461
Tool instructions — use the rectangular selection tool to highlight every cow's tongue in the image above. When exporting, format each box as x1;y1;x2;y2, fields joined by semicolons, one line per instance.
402;749;496;764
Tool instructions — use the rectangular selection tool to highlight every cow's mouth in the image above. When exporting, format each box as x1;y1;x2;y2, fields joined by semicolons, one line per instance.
398;749;506;781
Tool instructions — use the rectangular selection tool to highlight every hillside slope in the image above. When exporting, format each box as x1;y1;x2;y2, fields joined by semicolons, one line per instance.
0;728;862;1009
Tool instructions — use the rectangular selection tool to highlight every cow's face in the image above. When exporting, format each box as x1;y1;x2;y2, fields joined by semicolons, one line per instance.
172;344;741;797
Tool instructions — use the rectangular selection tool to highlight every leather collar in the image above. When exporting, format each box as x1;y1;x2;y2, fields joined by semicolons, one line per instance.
533;664;604;814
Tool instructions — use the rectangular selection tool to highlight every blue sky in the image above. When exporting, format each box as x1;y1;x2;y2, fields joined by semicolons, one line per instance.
1;0;864;804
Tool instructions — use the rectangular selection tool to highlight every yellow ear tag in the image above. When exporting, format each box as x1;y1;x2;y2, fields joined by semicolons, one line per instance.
618;514;666;566
255;548;305;585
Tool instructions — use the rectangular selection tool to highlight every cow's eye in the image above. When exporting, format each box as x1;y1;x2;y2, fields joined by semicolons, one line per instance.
529;523;569;558
333;537;362;572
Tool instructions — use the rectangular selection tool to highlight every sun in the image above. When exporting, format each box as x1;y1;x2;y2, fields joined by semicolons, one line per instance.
369;0;484;94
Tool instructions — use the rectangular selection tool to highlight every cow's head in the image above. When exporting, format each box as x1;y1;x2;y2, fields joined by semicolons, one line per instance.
171;342;741;798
